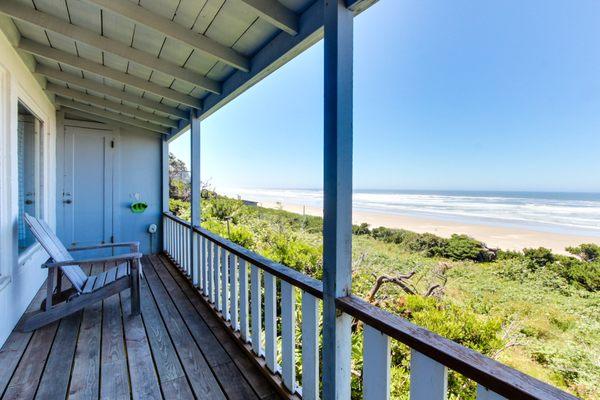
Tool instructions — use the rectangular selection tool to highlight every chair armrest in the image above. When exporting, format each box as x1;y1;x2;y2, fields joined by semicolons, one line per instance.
67;241;140;252
43;252;142;268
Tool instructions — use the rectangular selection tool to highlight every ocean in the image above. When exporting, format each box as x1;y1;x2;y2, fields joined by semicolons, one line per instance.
219;188;600;237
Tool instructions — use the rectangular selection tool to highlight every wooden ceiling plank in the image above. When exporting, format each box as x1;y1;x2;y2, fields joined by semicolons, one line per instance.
82;0;250;72
36;65;188;119
46;83;178;128
0;0;221;93
55;96;169;134
19;38;202;109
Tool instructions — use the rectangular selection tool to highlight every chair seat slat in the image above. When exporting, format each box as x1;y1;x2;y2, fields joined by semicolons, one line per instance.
116;263;129;279
82;276;97;293
93;271;109;291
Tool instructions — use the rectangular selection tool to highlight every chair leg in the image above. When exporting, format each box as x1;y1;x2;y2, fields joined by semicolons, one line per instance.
130;260;141;316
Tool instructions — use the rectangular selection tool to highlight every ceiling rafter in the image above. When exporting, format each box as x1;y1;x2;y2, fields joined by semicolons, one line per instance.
20;39;202;109
82;0;250;72
61;109;160;136
238;0;299;35
37;65;188;120
0;0;221;93
55;96;169;134
47;83;178;128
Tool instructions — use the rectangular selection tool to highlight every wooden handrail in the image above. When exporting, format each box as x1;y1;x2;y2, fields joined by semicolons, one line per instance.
163;212;323;298
336;295;577;400
162;212;578;400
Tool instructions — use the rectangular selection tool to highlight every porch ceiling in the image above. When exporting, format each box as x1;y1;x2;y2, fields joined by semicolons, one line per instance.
0;0;377;136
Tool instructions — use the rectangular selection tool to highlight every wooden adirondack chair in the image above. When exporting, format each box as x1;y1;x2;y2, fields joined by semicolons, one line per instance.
19;213;142;332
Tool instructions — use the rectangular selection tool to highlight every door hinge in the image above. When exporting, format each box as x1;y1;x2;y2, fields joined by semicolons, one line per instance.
110;140;115;148
110;235;115;243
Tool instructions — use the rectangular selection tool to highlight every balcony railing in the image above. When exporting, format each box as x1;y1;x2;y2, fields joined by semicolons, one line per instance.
162;212;577;400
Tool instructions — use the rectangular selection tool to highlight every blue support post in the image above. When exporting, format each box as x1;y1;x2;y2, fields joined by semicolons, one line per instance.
190;109;201;286
161;137;169;252
322;0;354;399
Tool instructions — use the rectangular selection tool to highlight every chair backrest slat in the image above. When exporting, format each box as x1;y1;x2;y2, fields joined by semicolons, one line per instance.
23;213;87;292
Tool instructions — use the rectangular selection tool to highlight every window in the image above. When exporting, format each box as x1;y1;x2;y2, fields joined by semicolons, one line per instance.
17;102;43;254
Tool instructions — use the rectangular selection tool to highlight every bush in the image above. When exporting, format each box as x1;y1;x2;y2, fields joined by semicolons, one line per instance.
444;234;490;262
261;232;323;279
523;247;555;271
352;222;370;235
205;196;243;222
566;243;600;262
551;256;600;291
169;198;190;221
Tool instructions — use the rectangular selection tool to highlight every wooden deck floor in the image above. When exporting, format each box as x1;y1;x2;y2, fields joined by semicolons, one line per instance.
0;255;282;400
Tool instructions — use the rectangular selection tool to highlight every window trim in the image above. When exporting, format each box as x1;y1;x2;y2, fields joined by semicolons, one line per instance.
14;89;49;268
17;101;45;256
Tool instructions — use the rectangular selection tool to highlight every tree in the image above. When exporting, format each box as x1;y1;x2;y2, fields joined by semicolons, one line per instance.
169;152;190;201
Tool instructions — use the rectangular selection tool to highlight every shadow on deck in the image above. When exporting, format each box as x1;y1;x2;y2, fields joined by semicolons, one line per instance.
0;255;282;400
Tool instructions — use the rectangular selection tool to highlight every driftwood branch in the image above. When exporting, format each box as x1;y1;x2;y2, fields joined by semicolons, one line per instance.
367;271;416;302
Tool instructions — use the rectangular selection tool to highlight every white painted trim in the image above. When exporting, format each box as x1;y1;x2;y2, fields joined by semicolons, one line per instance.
0;25;56;347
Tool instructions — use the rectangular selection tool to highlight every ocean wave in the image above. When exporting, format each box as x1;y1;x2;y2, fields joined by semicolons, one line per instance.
219;188;600;236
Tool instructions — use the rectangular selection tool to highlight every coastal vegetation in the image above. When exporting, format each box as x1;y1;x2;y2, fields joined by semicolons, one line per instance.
168;165;599;399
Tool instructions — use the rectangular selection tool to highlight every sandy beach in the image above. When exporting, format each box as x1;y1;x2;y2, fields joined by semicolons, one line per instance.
259;201;600;254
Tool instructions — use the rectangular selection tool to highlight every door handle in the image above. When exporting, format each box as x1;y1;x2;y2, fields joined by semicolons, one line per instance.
25;199;34;205
63;199;72;204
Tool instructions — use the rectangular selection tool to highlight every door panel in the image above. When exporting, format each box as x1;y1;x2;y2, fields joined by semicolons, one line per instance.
62;126;113;250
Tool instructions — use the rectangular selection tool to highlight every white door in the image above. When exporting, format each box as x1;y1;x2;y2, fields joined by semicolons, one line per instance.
61;126;114;250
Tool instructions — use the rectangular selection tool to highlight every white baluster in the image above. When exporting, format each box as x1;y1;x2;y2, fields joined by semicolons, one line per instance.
229;253;238;330
212;242;219;304
264;272;277;372
476;385;506;400
301;292;319;400
201;236;207;295
221;249;228;317
250;264;262;356
363;325;391;400
281;281;296;393
214;244;221;309
410;350;447;400
239;258;249;341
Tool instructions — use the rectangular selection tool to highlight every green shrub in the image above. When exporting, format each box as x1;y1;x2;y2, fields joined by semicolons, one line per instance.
169;198;190;221
261;232;323;279
523;247;555;270
205;196;243;222
444;234;490;262
352;222;371;235
566;243;600;262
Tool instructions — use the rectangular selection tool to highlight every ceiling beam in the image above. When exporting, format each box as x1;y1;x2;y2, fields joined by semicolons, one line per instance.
61;109;161;136
20;39;202;109
345;0;379;14
82;0;249;72
47;83;177;128
199;0;321;123
0;0;221;93
37;65;188;120
238;0;298;35
55;97;168;134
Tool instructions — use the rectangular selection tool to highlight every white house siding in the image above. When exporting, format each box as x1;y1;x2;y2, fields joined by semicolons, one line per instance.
0;26;57;346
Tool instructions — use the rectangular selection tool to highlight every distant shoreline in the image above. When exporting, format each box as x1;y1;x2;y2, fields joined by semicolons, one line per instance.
259;201;600;254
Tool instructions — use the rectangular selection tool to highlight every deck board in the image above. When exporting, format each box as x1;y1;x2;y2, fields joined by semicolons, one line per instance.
148;255;261;400
0;256;281;400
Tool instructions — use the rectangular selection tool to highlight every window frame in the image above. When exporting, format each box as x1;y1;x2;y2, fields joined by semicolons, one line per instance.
15;97;47;263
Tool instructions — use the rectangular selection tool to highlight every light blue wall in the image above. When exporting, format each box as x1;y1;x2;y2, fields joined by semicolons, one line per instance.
116;129;162;254
56;117;162;255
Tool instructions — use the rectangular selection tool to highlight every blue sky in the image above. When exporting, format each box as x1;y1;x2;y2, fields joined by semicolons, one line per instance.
170;0;600;193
